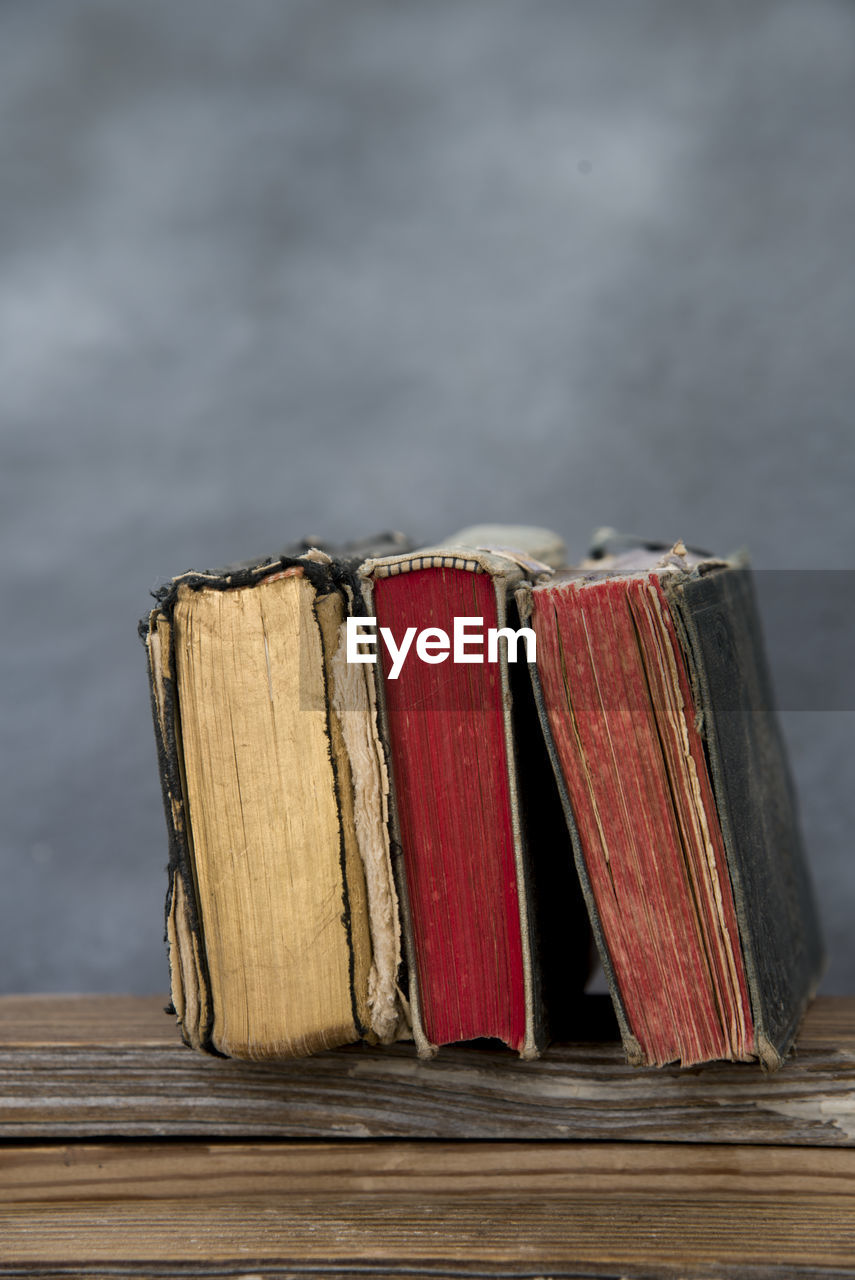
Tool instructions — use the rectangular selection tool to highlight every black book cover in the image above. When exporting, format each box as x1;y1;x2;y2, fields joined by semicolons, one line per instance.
663;562;825;1066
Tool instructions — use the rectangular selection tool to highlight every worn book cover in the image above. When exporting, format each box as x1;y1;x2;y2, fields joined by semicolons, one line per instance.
520;536;824;1068
141;536;411;1060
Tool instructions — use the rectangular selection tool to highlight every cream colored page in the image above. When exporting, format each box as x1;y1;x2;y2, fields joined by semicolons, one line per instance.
173;576;356;1059
330;629;403;1042
313;590;374;1036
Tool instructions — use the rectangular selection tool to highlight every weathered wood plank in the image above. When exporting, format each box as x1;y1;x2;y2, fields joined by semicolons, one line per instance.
0;1141;854;1277
4;993;852;1050
4;1138;855;1200
0;995;173;1046
0;995;853;1144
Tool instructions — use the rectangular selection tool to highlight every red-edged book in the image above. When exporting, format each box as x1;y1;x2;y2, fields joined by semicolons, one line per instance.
359;528;589;1058
520;535;824;1069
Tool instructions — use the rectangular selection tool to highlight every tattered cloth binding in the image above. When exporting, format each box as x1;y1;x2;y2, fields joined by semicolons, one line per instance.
519;535;825;1069
140;535;412;1060
359;527;590;1060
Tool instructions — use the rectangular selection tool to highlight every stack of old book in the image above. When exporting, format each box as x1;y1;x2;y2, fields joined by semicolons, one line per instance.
141;526;824;1071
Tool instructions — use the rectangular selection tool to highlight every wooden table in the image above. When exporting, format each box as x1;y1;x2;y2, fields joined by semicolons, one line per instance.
2;994;854;1277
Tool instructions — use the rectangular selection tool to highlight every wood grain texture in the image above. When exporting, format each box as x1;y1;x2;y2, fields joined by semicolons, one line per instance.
0;995;854;1144
1;1141;854;1277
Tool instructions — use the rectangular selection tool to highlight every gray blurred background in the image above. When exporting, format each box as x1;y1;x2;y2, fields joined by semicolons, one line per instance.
2;0;853;996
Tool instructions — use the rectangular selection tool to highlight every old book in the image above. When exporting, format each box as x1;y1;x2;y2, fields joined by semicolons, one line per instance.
141;537;411;1060
358;528;589;1059
519;536;825;1069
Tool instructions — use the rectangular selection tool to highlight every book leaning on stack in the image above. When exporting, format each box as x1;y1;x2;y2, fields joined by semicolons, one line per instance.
141;527;823;1068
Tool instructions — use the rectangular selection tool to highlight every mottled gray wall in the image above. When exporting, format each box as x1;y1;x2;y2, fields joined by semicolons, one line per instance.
2;0;853;995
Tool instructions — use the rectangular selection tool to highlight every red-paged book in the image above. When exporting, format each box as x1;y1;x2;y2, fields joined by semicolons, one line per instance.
521;537;824;1068
360;531;589;1058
